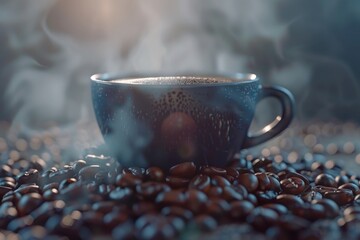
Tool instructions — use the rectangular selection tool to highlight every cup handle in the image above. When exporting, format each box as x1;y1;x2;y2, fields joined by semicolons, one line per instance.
242;86;295;148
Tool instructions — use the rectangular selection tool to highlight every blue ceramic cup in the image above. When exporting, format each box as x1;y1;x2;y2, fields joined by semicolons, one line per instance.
91;73;294;168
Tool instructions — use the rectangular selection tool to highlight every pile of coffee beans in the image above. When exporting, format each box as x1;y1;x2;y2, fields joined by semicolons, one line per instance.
1;149;360;240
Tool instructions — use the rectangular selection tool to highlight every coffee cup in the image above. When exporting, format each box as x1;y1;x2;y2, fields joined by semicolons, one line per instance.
91;73;294;168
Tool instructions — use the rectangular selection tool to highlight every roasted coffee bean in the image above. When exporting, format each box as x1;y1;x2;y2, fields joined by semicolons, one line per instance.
72;160;87;173
222;186;243;201
255;172;271;191
109;187;133;202
156;190;186;207
42;182;59;192
252;157;273;169
15;184;40;195
43;188;58;201
135;214;177;240
17;192;43;216
262;203;288;215
59;178;77;190
301;190;323;202
166;176;189;188
78;165;100;181
132;202;157;217
276;214;310;232
136;182;170;200
324;189;353;205
17;169;39;185
229;200;254;220
115;172;142;188
185;189;208;213
315;173;337;187
192;215;218;232
293;203;326;220
205;199;231;218
169;162;196;179
256;191;277;204
281;171;310;186
189;174;210;192
123;167;144;178
335;175;349;186
112;220;135;240
201;166;227;177
48;169;75;184
7;215;34;232
354;194;360;204
94;171;108;184
276;194;304;210
237;173;258;193
211;175;231;188
225;167;239;182
18;225;48;239
280;177;305;195
0;186;12;198
246;207;278;232
245;193;258;206
312;198;339;218
339;183;360;195
161;206;193;221
268;176;281;192
104;211;129;230
207;186;223;198
145;167;165;182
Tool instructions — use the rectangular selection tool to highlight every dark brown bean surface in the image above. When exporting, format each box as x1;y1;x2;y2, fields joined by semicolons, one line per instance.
189;174;211;191
169;162;197;179
280;177;305;195
238;173;258;192
315;173;337;187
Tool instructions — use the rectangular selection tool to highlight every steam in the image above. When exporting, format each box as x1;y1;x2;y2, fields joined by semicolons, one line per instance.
1;0;360;138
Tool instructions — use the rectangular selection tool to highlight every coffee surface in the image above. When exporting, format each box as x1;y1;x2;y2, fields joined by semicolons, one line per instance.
110;76;246;85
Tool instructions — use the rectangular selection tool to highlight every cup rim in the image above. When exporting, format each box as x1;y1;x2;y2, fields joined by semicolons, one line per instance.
90;72;259;87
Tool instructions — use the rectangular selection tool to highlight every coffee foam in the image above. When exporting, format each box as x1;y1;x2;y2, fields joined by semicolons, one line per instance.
109;76;241;85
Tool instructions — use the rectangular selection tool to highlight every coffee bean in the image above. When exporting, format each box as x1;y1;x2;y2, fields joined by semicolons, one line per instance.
189;174;210;192
16;169;39;185
0;186;12;198
145;167;165;182
115;172;142;188
256;191;278;204
201;166;227;177
276;194;304;210
59;178;77;190
252;157;273;169
207;186;223;198
109;187;133;203
156;190;186;207
293;203;326;220
280;177;305;195
312;199;339;218
262;203;288;215
78;165;101;181
123;167;144;178
246;207;278;231
222;186;243;201
276;214;310;232
104;211;129;230
17;192;43;216
205;199;230;218
72;160;87;173
255;172;271;191
339;183;360;195
92;201;117;214
335;175;349;186
225;167;239;182
135;214;177;240
211;175;231;188
237;173;258;193
229;200;254;220
301;190;323;202
324;189;354;205
268;176;282;192
185;189;208;213
43;188;58;201
112;220;135;240
315;173;337;187
132;202;157;217
165;176;189;188
42;182;59;192
169;162;196;179
136;182;170;200
192;215;218;232
161;206;193;221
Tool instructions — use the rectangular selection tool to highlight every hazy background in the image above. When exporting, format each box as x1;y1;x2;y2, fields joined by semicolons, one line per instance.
1;0;359;134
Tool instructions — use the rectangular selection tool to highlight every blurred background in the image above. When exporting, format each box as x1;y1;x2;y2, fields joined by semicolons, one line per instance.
0;0;360;133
